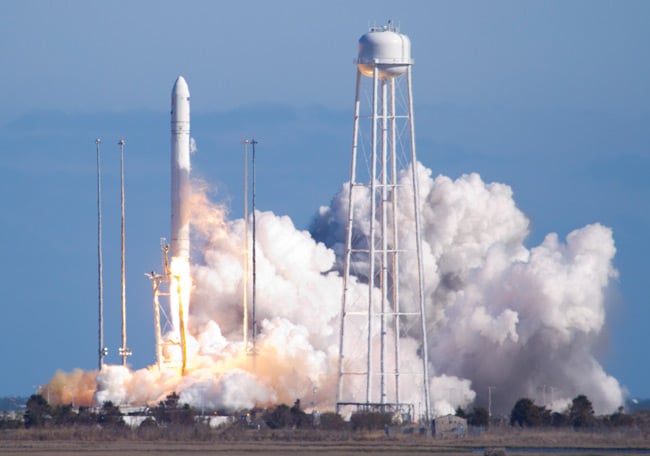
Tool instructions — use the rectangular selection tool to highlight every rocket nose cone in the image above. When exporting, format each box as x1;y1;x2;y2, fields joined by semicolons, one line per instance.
172;76;190;98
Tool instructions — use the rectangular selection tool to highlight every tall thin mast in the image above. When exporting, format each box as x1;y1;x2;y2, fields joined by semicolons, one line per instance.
242;139;249;348
251;138;258;357
118;139;130;366
96;138;105;370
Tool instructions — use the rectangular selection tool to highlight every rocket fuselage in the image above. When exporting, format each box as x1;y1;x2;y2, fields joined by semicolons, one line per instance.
171;76;191;260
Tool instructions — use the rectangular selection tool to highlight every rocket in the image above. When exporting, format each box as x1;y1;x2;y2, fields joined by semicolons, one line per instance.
171;76;191;261
169;76;191;370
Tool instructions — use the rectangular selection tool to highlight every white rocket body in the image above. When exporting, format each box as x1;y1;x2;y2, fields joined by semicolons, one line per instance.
171;76;191;261
169;76;192;353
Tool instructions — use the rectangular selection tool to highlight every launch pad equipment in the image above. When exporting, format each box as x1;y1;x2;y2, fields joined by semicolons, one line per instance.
146;76;192;374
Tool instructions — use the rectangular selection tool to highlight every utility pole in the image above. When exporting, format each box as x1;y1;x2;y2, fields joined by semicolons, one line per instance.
488;386;496;421
548;386;557;406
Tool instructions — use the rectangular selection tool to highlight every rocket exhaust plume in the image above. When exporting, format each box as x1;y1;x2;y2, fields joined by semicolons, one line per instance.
170;76;192;372
51;82;623;418
57;164;624;416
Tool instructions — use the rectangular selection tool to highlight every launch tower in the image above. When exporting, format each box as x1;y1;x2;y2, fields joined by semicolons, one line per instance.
336;22;431;421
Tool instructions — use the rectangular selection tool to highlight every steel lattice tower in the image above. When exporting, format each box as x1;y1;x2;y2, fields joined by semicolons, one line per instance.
336;22;431;422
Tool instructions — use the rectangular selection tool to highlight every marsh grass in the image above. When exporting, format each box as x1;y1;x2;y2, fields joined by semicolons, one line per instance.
1;425;650;455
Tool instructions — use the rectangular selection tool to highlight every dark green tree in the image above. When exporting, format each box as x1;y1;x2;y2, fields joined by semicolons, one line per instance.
151;393;194;426
98;401;124;427
455;406;467;419
569;395;595;428
350;411;392;430
24;394;51;428
550;411;568;427
164;392;180;409
75;406;98;426
468;407;489;427
607;406;634;427
174;403;195;426
262;400;310;429
152;393;177;424
264;404;293;429
290;399;308;427
510;398;544;427
52;403;76;426
318;412;347;430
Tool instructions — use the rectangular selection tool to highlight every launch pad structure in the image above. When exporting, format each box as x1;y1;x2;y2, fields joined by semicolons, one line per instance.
241;138;260;357
145;239;183;371
95;137;132;371
336;22;431;422
145;76;192;374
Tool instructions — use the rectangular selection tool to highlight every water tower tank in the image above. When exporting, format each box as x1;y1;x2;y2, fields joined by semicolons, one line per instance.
357;23;412;79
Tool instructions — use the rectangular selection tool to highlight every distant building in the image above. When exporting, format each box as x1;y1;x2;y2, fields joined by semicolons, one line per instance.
432;414;467;438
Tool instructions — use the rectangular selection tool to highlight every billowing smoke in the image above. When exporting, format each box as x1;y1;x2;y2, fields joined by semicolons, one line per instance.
47;161;623;417
312;164;622;415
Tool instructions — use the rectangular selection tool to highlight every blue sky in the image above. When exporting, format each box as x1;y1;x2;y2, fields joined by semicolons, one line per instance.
0;0;648;400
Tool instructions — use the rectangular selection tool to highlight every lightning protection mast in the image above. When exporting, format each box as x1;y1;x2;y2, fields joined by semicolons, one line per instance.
336;21;431;423
118;139;132;366
251;138;258;358
242;139;250;349
96;138;107;370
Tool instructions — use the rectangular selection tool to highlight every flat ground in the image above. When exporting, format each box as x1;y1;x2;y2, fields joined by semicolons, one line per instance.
0;441;466;456
1;429;650;455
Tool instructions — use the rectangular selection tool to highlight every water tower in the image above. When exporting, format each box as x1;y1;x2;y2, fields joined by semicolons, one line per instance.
336;22;431;421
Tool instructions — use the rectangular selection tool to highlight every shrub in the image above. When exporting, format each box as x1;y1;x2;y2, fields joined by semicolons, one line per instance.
318;412;348;431
350;411;392;431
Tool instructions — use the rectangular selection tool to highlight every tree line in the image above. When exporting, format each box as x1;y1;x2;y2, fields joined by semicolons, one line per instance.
506;394;634;428
1;392;641;431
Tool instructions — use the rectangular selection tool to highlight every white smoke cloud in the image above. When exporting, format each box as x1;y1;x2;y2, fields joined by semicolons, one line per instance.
431;375;477;417
86;161;623;417
313;165;623;415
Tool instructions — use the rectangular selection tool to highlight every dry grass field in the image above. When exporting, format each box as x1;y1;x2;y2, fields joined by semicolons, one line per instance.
2;427;650;456
0;440;469;456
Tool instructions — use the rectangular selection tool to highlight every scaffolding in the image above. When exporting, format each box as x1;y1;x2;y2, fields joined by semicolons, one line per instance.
145;238;187;372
